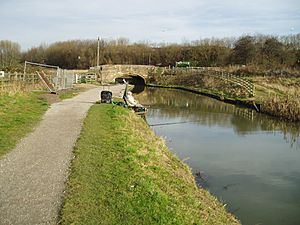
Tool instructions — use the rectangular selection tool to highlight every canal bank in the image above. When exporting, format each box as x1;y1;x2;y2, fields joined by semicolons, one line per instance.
146;76;300;122
60;104;240;225
147;83;260;111
135;87;300;225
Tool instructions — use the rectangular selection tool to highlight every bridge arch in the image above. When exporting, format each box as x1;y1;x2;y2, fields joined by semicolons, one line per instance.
115;74;146;85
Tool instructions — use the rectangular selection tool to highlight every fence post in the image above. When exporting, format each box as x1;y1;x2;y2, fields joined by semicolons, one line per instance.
23;61;27;81
56;68;59;90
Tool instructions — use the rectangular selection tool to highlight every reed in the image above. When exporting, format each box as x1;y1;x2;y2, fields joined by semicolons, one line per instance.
261;96;300;121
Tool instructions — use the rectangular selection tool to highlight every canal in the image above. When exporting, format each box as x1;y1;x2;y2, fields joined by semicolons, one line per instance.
135;87;300;225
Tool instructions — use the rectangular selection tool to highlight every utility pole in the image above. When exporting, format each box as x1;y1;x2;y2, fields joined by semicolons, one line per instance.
148;53;151;65
97;37;100;68
23;61;27;81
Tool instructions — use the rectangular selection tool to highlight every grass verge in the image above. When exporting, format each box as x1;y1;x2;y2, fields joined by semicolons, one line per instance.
60;104;240;225
58;86;88;100
0;92;48;157
58;84;99;100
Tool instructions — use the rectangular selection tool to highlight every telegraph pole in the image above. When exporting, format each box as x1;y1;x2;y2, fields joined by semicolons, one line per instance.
96;37;102;84
97;37;100;67
148;53;151;65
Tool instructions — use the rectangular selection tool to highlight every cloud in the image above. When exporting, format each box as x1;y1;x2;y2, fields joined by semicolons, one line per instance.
0;0;299;49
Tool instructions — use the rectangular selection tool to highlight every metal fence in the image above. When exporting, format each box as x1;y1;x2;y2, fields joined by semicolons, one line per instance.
0;69;74;93
23;61;74;91
55;69;74;90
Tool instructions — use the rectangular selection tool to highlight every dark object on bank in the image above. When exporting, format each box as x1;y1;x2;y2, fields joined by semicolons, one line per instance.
195;171;205;181
132;106;147;114
112;101;127;107
100;91;112;103
223;183;239;190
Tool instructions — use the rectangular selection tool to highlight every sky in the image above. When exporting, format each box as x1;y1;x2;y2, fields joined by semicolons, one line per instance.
0;0;299;50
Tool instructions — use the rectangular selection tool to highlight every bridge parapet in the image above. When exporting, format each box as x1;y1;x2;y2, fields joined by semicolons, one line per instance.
96;65;156;83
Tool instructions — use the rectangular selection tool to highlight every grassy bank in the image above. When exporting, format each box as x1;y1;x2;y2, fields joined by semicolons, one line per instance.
60;104;239;225
0;85;95;157
252;76;300;121
149;70;300;121
0;92;48;157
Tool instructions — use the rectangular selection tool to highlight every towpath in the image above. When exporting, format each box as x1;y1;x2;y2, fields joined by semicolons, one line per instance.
0;85;125;225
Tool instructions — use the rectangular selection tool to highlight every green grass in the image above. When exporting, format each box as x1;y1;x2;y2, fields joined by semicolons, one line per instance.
60;104;240;225
0;93;48;157
58;87;86;100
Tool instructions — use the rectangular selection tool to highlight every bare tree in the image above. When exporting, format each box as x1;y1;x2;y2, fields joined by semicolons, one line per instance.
0;40;21;68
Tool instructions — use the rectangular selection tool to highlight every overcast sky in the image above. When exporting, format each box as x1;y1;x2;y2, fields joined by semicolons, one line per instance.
0;0;299;50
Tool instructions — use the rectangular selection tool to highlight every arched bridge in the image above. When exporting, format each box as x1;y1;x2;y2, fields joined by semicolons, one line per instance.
90;64;255;98
96;65;156;84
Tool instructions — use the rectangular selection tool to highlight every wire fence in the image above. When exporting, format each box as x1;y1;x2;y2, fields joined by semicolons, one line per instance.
55;69;74;90
0;69;74;94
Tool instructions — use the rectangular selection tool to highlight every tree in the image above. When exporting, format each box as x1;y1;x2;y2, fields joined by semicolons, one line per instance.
0;40;21;68
261;37;285;68
22;44;47;64
232;36;256;65
16;34;300;70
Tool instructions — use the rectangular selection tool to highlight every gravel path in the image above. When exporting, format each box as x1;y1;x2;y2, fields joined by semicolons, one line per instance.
0;85;125;225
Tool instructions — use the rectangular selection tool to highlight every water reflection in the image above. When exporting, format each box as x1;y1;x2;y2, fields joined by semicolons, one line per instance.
136;87;300;149
135;87;300;225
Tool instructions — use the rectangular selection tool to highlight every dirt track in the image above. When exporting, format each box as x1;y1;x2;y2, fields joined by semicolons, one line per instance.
0;85;125;225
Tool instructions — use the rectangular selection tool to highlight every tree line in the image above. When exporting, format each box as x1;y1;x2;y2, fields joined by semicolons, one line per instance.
0;34;299;71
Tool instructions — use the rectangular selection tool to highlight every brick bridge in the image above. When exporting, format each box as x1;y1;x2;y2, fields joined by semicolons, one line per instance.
96;65;157;84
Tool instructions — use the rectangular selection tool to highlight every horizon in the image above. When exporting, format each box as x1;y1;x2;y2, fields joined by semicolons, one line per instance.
1;0;299;50
3;32;300;53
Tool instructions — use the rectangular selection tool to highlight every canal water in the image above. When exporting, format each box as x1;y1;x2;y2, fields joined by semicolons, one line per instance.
135;87;300;225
